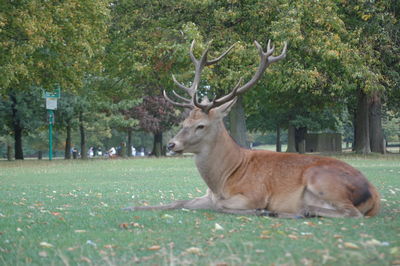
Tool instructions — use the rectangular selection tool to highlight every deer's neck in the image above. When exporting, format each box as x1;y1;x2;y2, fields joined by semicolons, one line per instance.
194;122;244;195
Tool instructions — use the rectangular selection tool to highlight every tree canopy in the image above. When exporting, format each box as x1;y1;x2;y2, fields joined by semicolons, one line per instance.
0;0;399;159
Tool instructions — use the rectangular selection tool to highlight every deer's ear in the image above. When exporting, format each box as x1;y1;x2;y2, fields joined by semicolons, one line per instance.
214;97;237;118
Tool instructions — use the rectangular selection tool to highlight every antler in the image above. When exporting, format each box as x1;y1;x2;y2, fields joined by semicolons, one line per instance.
164;39;287;113
164;40;235;108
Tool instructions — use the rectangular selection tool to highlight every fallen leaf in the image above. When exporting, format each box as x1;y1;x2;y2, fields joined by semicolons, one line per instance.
303;221;316;227
38;251;47;257
119;223;129;229
148;245;161;251
301;258;313;265
344;242;360;249
333;234;343;239
51;212;61;216
236;216;252;222
86;240;96;247
185;247;202;255
271;223;283;229
104;244;116;249
288;234;298;240
215;223;224;231
39;242;54;248
16;228;23;232
80;257;92;263
74;230;86;233
390;247;399;255
364;239;382;246
131;222;141;227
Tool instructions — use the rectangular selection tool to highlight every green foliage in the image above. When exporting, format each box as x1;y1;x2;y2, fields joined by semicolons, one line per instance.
0;0;399;155
0;0;110;93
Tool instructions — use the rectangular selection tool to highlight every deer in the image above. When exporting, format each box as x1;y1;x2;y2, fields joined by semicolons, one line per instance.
124;39;380;218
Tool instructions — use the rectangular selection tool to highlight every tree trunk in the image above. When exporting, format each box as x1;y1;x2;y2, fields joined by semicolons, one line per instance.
7;143;12;161
295;127;307;154
64;119;72;159
121;142;127;158
127;129;132;157
369;92;385;154
286;124;297;153
229;96;249;148
152;132;163;157
276;126;282;152
354;89;371;154
79;111;87;159
10;94;24;160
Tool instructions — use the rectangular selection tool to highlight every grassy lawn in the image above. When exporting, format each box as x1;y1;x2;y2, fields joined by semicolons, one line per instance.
0;155;399;265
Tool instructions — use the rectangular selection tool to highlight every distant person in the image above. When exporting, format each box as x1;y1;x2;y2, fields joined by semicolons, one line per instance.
97;147;103;156
108;147;117;158
131;146;136;156
72;147;78;159
88;147;94;158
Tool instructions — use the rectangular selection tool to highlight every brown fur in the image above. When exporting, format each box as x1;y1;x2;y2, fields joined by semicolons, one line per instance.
223;149;380;217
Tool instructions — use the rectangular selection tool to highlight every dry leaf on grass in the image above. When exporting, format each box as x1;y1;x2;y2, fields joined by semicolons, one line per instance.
185;247;202;255
215;223;224;231
148;245;161;251
80;257;92;263
344;242;360;249
39;242;54;248
38;251;47;257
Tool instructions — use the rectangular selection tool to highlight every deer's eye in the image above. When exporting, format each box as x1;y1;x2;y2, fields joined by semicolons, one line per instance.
196;125;205;130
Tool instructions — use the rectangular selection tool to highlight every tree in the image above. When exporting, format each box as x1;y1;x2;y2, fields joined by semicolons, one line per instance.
0;0;110;159
0;0;110;94
338;0;399;154
107;99;140;157
133;95;181;156
0;88;44;159
243;1;354;153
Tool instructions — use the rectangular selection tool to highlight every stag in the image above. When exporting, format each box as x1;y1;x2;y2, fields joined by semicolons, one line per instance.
125;39;380;218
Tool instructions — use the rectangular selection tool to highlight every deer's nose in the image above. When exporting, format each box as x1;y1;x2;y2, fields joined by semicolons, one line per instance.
167;142;175;151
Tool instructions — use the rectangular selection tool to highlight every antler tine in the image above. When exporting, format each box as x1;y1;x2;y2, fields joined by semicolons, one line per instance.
268;41;287;64
163;90;193;109
172;74;191;93
172;90;191;103
206;43;236;66
188;40;210;95
235;40;287;95
214;77;243;104
193;92;215;113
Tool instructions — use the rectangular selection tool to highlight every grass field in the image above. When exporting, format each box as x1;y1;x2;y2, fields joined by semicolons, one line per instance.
0;155;399;265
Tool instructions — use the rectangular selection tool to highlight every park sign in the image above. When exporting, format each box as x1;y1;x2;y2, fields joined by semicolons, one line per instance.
42;87;61;161
42;87;61;110
46;97;58;110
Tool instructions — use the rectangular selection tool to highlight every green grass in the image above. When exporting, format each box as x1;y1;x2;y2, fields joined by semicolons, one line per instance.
0;156;399;265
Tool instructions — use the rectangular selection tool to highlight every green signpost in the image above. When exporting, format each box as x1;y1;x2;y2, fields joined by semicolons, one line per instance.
43;87;61;161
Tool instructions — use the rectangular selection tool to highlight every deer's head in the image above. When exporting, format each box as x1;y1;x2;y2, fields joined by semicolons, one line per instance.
165;39;287;154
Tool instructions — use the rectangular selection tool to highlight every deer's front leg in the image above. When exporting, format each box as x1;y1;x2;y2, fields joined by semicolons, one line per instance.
123;192;214;211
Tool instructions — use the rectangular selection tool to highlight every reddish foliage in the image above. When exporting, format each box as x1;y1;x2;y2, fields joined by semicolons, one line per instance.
134;95;181;134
